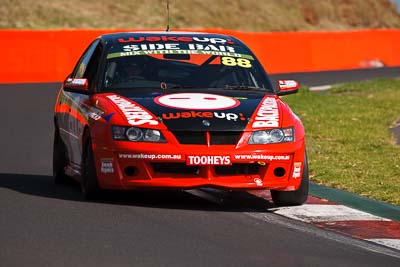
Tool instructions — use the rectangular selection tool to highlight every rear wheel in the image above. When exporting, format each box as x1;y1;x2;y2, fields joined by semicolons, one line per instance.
81;134;102;200
271;153;309;206
53;126;69;184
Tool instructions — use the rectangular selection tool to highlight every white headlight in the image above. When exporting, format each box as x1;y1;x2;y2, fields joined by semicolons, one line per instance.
144;129;161;142
270;129;284;143
112;126;166;142
126;127;143;141
250;131;270;144
249;127;294;144
112;126;126;140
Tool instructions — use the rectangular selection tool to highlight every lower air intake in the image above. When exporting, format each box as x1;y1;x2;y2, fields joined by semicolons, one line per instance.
215;164;260;175
152;163;199;175
172;131;241;145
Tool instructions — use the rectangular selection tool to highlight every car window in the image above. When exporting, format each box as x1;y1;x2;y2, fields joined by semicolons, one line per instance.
84;43;103;89
72;39;100;79
100;35;273;92
70;39;103;90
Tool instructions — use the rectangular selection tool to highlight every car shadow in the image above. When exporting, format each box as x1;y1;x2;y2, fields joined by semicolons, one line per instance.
0;173;276;212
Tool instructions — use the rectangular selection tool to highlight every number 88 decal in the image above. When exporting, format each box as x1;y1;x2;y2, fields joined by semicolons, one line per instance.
221;57;252;68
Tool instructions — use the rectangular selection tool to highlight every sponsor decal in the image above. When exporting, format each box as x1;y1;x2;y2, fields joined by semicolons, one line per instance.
107;38;255;61
254;178;263;186
279;80;298;89
108;50;250;60
121;43;236;53
234;154;291;161
155;93;240;110
118;36;235;45
119;153;183;161
100;159;114;174
162;111;246;121
187;155;232;166
221;57;252;68
70;78;87;86
292;162;302;179
252;97;279;128
65;78;88;89
88;107;104;121
106;95;159;126
104;112;115;122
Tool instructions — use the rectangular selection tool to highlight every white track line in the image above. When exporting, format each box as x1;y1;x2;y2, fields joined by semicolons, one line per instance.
271;204;390;223
366;239;400;250
309;85;332;91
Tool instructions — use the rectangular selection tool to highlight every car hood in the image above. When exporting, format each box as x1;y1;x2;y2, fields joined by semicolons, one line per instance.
104;89;283;131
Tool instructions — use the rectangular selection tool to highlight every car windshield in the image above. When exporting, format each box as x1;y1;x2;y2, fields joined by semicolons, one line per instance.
101;35;273;92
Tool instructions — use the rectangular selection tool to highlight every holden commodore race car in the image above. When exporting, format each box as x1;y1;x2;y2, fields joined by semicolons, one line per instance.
53;31;308;206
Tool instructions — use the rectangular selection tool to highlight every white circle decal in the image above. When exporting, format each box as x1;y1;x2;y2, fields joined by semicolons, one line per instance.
155;93;240;110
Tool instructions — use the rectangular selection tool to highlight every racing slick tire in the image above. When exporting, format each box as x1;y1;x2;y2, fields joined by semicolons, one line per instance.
53;126;69;184
81;134;102;200
271;153;309;206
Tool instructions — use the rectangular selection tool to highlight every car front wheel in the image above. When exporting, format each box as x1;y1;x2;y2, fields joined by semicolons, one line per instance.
81;134;102;200
271;153;309;206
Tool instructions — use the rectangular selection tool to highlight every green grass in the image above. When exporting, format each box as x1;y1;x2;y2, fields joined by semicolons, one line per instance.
284;79;400;205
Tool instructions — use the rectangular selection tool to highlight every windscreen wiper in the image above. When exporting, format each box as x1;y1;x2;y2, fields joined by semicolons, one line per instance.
223;85;268;92
166;85;196;89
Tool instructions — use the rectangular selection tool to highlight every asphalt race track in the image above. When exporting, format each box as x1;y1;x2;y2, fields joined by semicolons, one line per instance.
1;68;400;266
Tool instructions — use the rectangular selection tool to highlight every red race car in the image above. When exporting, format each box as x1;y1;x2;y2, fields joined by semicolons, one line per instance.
53;32;308;205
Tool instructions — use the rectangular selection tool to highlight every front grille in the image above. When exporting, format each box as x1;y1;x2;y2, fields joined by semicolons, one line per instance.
172;131;241;145
215;164;260;175
210;131;241;145
173;131;205;144
152;163;199;175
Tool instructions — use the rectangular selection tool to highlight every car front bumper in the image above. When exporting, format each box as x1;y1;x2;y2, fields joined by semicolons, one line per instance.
92;139;306;191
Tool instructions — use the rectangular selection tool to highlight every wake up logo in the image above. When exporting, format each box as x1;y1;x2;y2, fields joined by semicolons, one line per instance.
162;111;246;122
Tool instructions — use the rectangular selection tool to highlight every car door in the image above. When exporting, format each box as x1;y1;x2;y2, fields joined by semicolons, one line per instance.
60;39;104;174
